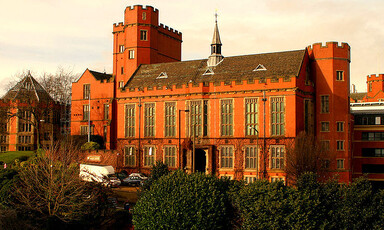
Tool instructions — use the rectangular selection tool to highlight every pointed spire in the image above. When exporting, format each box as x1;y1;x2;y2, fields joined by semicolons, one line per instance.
211;12;222;45
207;11;224;67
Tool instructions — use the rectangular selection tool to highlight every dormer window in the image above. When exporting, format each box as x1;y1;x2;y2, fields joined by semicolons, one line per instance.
253;64;267;71
203;68;214;76
156;72;168;79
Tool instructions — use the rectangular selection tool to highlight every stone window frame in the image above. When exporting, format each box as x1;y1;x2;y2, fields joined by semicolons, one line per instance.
163;145;177;168
270;96;285;136
143;145;156;167
244;145;259;171
245;97;258;136
140;30;148;41
220;98;234;137
270;145;285;170
336;70;344;81
320;95;330;113
124;145;136;167
219;145;234;169
144;103;156;137
320;121;330;132
164;102;176;137
336;121;344;132
125;104;135;138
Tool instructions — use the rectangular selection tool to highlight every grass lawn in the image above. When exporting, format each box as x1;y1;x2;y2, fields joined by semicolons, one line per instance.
0;151;35;164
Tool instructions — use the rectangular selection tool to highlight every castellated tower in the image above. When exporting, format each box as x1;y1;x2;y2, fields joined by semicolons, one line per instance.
112;5;182;90
308;42;351;182
366;74;384;100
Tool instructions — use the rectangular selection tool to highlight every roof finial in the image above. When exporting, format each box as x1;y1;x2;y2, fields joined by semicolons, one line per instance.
215;10;218;24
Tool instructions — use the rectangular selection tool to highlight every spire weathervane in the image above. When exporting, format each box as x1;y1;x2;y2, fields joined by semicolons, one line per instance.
207;10;224;67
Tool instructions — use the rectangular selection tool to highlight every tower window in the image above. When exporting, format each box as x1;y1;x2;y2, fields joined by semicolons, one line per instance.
129;49;135;59
337;122;344;132
321;122;330;132
140;30;148;41
119;45;125;53
369;82;373;92
320;95;329;113
337;159;345;169
337;140;344;151
142;12;146;20
336;71;344;81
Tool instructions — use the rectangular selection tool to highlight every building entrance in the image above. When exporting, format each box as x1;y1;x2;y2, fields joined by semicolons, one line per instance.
195;148;207;173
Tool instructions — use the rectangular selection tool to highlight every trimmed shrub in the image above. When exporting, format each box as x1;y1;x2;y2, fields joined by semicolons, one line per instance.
80;141;100;151
233;180;295;230
133;170;232;230
141;160;169;191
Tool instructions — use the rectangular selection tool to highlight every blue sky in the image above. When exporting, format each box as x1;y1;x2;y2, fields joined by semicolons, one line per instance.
1;0;383;94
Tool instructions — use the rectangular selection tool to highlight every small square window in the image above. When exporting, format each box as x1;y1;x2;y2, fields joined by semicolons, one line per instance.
140;30;148;41
337;122;344;132
336;71;344;81
129;50;135;59
321;122;330;132
337;140;344;151
337;159;345;169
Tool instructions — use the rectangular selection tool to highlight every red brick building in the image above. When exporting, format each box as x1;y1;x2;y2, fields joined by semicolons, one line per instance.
351;75;384;186
0;73;61;151
71;5;351;183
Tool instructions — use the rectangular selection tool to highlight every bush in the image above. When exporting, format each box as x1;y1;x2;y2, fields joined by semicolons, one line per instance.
133;170;232;230
141;161;169;191
233;180;295;230
338;177;378;229
0;169;18;206
80;141;100;151
70;135;105;149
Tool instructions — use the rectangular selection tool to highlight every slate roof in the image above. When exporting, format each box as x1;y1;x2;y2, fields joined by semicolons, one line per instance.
2;73;53;102
350;92;367;101
89;70;112;81
125;49;306;88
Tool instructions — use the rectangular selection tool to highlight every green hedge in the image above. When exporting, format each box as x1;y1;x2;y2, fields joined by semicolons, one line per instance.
133;170;232;230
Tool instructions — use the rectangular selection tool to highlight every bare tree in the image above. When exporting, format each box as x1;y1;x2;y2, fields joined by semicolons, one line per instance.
285;132;329;184
38;66;79;104
12;143;112;224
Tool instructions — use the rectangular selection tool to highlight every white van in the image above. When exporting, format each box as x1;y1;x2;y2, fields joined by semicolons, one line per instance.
79;164;121;187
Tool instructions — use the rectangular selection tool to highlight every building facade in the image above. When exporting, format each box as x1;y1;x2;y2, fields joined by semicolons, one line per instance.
71;5;352;183
351;74;384;186
0;73;62;151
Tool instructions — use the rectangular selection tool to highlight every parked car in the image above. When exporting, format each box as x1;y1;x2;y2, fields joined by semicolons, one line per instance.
121;173;148;186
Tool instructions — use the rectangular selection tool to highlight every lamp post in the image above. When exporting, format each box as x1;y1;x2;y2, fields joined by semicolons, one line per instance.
262;91;268;179
138;98;142;172
249;126;260;176
178;109;189;169
88;95;91;143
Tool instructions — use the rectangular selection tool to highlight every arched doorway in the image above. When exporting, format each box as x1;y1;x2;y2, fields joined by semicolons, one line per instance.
195;148;206;173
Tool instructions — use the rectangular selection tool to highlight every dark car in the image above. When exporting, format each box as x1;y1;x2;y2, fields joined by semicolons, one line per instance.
122;173;147;186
